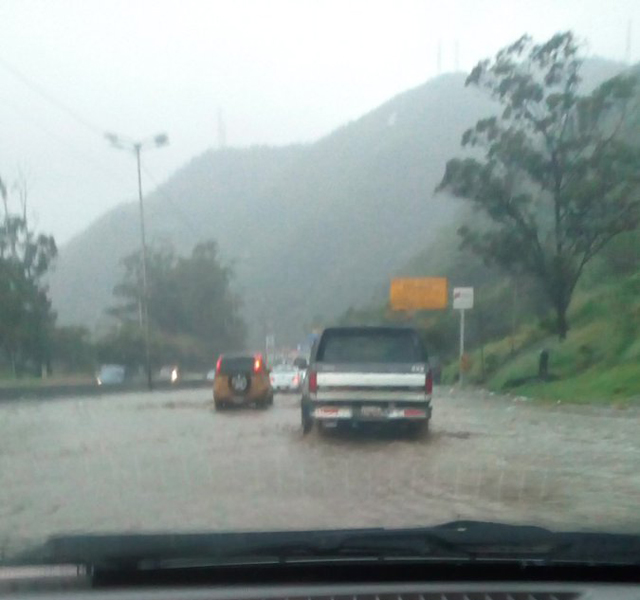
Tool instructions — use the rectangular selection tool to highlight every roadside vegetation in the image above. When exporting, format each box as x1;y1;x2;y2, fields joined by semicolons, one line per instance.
436;33;640;402
0;170;245;384
0;173;57;379
339;214;640;404
339;32;640;404
99;239;245;372
458;235;640;402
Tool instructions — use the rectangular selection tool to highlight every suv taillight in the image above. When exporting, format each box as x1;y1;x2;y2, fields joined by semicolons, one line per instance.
425;369;433;395
253;355;264;373
308;371;317;393
216;356;222;374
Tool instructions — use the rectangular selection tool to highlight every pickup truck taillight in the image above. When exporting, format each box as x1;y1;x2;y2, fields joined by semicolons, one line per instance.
425;369;433;395
308;371;318;393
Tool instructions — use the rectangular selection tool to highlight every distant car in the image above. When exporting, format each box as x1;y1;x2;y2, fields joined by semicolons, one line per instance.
213;353;273;410
293;356;308;370
96;364;126;386
270;363;302;393
158;365;180;383
205;369;216;381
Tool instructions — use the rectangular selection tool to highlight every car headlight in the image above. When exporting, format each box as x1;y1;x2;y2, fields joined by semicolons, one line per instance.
171;369;178;382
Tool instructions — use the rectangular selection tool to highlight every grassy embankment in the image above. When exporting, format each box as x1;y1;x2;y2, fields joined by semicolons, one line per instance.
444;274;640;404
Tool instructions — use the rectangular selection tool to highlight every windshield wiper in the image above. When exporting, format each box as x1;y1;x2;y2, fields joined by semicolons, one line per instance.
12;528;469;569
10;521;640;570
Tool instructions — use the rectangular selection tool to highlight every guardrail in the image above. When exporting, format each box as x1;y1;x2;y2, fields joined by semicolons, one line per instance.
0;378;212;403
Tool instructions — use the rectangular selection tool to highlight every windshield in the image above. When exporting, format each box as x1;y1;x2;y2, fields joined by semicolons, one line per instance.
1;0;640;566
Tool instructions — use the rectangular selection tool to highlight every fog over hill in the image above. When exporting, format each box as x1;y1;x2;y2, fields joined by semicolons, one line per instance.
49;59;624;347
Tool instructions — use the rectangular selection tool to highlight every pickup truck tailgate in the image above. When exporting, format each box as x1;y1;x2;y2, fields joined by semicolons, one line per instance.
316;366;427;403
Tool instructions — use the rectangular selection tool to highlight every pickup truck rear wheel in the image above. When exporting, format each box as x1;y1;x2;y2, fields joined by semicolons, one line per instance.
301;401;313;435
408;420;429;438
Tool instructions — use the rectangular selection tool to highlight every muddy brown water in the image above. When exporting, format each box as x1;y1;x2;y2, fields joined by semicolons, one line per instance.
1;387;639;552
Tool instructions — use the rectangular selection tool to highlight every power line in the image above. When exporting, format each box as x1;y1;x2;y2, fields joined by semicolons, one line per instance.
0;54;195;242
0;55;104;136
0;94;123;182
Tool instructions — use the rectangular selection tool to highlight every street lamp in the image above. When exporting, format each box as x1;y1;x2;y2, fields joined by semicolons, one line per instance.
105;131;169;390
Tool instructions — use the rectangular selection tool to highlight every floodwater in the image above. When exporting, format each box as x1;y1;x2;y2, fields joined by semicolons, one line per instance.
1;386;640;554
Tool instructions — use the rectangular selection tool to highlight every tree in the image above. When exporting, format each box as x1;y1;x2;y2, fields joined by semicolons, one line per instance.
171;241;246;348
438;32;640;339
0;174;57;375
95;324;146;369
108;241;179;328
51;326;95;372
107;240;245;367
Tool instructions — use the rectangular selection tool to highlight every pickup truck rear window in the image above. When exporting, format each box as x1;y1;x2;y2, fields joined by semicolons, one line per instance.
316;329;425;363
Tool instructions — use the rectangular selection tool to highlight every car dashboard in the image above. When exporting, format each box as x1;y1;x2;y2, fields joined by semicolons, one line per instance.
2;560;640;600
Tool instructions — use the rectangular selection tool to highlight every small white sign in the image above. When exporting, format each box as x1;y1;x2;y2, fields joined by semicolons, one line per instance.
453;287;474;310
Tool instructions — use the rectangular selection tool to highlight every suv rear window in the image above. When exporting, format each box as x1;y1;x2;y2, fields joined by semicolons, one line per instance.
316;329;426;363
219;356;255;373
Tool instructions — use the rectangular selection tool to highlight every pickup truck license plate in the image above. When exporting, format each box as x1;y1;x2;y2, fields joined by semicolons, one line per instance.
360;406;384;417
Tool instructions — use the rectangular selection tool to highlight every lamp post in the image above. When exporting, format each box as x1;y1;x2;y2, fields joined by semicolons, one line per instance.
105;132;168;390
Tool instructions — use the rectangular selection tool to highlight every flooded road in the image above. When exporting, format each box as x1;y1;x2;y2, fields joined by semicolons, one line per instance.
2;387;640;551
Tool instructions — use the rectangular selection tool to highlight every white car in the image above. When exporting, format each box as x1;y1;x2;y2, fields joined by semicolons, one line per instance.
96;364;126;386
269;363;302;393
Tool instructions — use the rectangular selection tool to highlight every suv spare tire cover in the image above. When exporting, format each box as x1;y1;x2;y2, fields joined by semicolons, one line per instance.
230;373;250;393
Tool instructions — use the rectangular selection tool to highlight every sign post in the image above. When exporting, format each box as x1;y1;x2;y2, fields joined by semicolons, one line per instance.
453;287;474;385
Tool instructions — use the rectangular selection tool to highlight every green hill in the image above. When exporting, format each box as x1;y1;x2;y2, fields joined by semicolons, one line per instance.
330;58;639;404
49;59;625;348
49;73;497;345
457;232;640;403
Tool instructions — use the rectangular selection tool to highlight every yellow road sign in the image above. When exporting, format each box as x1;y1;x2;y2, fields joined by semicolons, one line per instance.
390;277;448;311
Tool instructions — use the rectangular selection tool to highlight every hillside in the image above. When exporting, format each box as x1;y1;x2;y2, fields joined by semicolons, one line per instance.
456;236;640;403
49;59;625;347
50;72;497;344
329;58;639;403
50;145;304;337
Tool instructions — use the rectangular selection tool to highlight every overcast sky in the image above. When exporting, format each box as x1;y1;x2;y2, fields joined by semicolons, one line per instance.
2;0;640;243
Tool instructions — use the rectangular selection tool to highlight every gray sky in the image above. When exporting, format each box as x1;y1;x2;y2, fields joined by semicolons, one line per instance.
2;0;640;243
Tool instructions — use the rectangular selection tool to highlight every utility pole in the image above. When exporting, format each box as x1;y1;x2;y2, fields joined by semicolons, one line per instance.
459;308;465;385
135;144;152;390
105;132;169;391
510;278;518;355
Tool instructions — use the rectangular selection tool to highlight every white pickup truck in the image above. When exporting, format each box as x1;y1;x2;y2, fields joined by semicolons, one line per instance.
301;326;433;436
